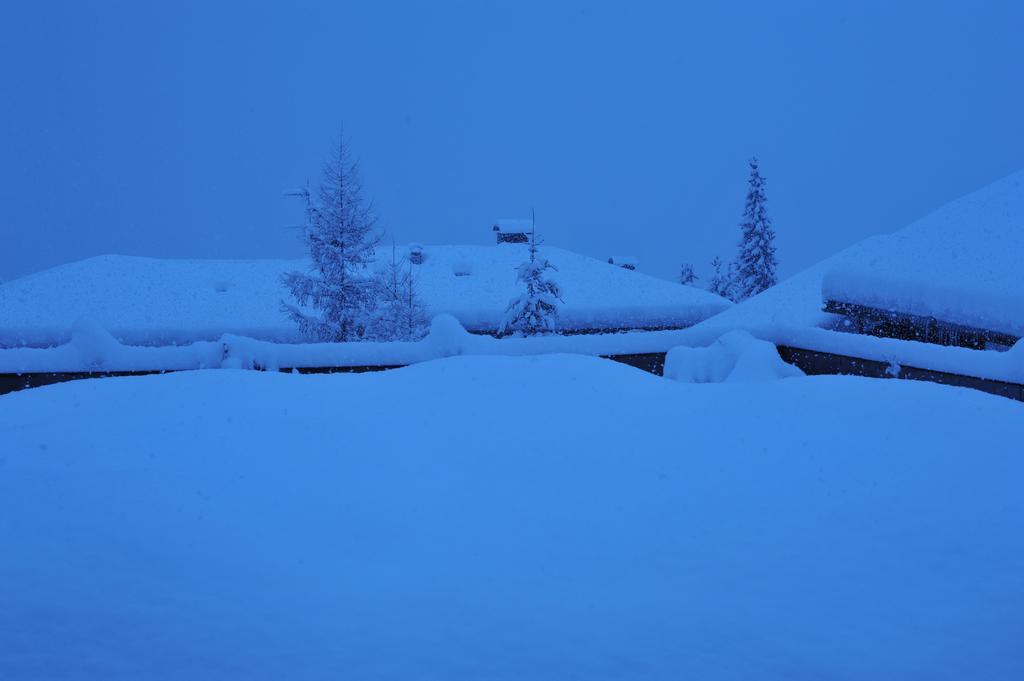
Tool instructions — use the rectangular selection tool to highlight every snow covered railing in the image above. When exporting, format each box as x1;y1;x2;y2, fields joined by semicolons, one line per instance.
658;321;1024;400
755;325;1024;385
219;317;689;371
821;265;1024;343
0;320;226;375
660;326;1024;400
822;299;1020;351
0;315;684;385
713;325;1024;401
3;316;1022;401
774;346;1024;402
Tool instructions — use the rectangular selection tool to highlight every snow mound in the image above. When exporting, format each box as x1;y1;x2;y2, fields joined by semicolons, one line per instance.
426;312;472;357
664;330;804;383
1;356;1022;679
69;318;122;369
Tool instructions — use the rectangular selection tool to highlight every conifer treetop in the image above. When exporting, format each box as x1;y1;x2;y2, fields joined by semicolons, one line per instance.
732;157;778;301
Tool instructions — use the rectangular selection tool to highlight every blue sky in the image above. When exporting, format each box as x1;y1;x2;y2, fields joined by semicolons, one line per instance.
2;0;1023;283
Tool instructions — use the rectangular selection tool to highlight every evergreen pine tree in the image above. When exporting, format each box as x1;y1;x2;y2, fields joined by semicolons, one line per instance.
369;244;429;342
733;157;778;301
397;262;430;342
499;221;562;337
679;262;698;286
282;135;382;341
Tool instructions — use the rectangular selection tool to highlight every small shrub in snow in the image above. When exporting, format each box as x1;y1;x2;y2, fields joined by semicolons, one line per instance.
679;262;698;286
499;226;563;337
282;134;382;342
708;256;737;301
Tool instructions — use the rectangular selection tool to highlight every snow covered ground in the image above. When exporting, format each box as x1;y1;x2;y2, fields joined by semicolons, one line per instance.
0;245;729;347
2;355;1022;680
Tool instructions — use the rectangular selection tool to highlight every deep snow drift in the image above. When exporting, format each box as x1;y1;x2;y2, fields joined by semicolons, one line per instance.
2;355;1022;680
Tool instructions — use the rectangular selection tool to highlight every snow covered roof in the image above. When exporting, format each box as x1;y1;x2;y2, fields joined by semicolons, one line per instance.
682;169;1024;343
0;244;731;347
674;170;1024;384
492;219;531;233
821;170;1024;338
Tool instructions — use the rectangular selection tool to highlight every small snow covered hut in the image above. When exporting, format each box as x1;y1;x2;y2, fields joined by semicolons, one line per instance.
608;256;638;271
492;220;531;244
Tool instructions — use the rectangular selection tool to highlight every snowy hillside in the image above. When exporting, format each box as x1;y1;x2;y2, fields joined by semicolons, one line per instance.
0;245;730;347
1;356;1022;680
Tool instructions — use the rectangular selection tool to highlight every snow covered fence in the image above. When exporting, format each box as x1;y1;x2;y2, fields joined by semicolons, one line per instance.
0;315;676;393
3;316;1023;401
0;316;445;377
758;325;1024;385
775;345;1024;402
661;325;1024;400
0;319;226;375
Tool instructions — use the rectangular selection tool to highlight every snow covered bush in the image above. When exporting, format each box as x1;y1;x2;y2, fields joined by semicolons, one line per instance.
499;227;563;337
679;262;698;286
664;330;804;383
707;255;737;301
282;135;382;342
